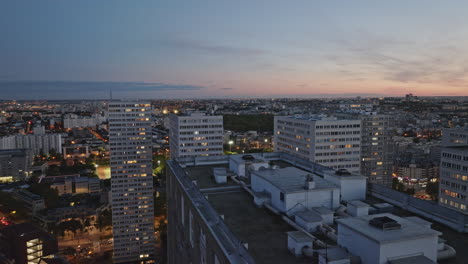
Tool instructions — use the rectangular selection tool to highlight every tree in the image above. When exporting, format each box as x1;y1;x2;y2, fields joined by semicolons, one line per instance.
154;192;167;217
29;182;59;208
96;209;112;231
63;247;76;256
405;188;415;195
426;181;439;200
392;178;399;190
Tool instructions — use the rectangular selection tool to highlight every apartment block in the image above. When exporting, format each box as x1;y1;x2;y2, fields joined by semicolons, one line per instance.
108;101;156;263
274;115;362;173
0;134;62;155
360;114;395;186
169;112;223;159
439;128;468;214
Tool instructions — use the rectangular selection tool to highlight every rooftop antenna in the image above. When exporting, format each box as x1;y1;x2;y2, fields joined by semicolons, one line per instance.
110;88;113;100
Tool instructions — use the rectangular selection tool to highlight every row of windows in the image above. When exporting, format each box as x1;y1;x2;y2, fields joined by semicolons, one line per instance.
276;120;310;128
316;157;360;163
442;152;468;161
316;137;361;143
316;124;360;129
180;125;223;129
180;148;223;153
441;161;468;171
180;142;223;147
441;172;468;181
179;119;222;123
316;131;361;136
441;189;467;200
316;151;360;156
440;180;467;191
180;136;223;141
315;144;360;150
439;198;467;210
179;131;223;135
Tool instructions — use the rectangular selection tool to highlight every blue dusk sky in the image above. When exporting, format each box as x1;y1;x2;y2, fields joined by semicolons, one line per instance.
1;0;468;99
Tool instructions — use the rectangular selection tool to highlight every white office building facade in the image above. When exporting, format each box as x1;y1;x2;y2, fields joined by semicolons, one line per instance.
169;112;223;159
274;115;362;173
108;102;156;263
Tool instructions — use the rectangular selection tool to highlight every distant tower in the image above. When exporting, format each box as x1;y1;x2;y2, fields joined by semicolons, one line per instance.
110;89;113;100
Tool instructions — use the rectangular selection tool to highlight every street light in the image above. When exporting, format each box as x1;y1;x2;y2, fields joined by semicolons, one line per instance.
228;140;234;152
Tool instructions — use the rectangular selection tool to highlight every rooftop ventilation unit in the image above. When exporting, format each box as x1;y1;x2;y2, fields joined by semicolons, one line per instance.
335;169;352;176
304;174;315;190
369;216;402;230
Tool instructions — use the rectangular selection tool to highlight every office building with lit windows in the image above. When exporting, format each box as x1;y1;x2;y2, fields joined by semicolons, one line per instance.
108;102;156;263
274;115;362;173
439;127;468;214
359;113;395;186
169;112;224;159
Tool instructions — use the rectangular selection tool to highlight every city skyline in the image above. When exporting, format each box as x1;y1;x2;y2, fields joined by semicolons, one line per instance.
2;1;468;99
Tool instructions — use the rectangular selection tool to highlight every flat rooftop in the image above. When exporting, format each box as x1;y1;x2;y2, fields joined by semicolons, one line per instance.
173;153;358;263
336;213;441;244
252;167;337;193
184;164;238;189
207;190;311;264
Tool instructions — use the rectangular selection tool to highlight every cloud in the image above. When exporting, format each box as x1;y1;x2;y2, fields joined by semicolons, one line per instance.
163;38;265;57
0;81;205;99
325;31;468;88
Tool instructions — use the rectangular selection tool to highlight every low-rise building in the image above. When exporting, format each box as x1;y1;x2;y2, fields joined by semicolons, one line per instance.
49;175;100;196
0;149;33;182
12;189;45;215
0;223;58;264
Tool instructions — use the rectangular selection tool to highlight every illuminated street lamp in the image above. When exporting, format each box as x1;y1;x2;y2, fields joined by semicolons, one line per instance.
228;140;234;152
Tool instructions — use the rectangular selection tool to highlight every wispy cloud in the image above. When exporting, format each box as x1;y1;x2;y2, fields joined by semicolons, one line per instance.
326;31;468;88
0;81;205;99
163;38;265;57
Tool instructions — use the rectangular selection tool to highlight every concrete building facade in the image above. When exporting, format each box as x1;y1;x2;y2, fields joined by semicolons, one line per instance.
169;112;223;159
0;149;33;182
0;134;62;155
274;115;362;173
439;128;468;214
360;114;395;186
108;101;156;263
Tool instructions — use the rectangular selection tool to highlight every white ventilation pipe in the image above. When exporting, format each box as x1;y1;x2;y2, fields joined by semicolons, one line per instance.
230;175;240;184
317;225;337;243
323;224;335;233
437;244;456;260
336;205;350;217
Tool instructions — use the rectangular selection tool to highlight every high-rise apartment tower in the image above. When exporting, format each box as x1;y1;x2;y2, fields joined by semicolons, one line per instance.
108;102;156;263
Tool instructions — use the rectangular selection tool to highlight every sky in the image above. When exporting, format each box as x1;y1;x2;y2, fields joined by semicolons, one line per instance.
2;0;468;99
